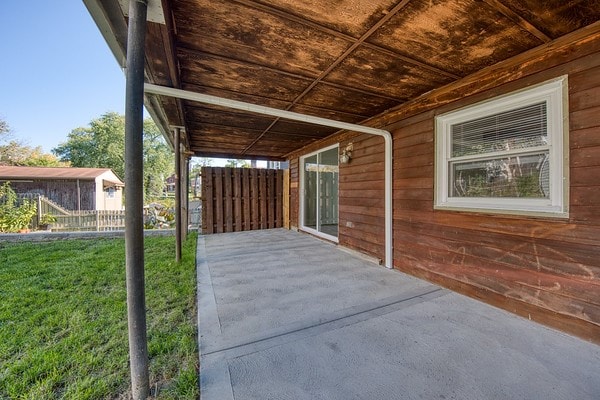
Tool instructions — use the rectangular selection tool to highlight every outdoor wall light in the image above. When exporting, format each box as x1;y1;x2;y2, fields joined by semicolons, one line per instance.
339;142;353;164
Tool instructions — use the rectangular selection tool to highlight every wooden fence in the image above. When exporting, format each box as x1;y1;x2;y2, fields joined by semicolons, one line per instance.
201;167;284;234
14;194;126;232
51;210;126;232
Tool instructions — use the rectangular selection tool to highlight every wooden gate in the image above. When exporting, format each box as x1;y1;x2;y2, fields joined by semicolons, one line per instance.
201;167;284;234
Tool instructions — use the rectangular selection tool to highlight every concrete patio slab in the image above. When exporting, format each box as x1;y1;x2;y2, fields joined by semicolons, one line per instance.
197;229;600;400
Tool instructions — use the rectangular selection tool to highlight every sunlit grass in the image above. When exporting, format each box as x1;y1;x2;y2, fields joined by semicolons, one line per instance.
0;233;198;399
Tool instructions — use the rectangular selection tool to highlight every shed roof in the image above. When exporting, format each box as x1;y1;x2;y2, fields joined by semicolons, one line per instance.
85;0;600;160
0;166;124;184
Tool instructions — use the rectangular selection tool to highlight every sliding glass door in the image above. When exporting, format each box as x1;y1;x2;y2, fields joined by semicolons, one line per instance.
301;145;339;241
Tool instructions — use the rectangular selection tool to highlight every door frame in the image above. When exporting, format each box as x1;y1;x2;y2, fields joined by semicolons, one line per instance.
299;143;339;243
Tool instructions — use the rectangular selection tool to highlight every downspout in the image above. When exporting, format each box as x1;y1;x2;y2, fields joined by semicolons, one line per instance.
144;83;394;269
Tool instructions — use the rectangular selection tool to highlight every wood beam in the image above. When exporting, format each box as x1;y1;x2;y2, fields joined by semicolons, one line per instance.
370;20;600;128
231;0;457;79
483;0;551;43
177;47;407;102
190;150;286;161
279;0;414;110
159;0;189;141
185;119;328;138
243;0;412;155
361;42;461;80
184;98;369;120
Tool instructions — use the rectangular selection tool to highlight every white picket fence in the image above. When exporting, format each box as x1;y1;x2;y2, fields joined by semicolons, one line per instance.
50;210;126;232
15;194;127;232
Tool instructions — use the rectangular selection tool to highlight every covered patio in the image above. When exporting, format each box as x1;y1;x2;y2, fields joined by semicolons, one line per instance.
197;229;600;399
84;0;600;397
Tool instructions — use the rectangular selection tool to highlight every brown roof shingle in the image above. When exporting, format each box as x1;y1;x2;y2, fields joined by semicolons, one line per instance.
0;166;120;181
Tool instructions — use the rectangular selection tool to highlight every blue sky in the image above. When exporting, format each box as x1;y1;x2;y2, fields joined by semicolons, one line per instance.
0;1;125;153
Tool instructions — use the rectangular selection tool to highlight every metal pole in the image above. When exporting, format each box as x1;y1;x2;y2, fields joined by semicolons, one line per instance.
124;1;149;398
174;127;182;262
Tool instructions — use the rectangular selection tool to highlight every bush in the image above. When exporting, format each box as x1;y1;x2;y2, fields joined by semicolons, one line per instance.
39;213;57;225
0;182;38;233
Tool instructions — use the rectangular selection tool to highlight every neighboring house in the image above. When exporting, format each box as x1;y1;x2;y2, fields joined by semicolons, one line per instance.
0;166;124;211
166;172;202;196
89;1;600;343
266;161;289;170
164;173;176;194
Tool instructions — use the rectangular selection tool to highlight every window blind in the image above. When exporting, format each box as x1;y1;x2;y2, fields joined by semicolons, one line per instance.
451;102;547;157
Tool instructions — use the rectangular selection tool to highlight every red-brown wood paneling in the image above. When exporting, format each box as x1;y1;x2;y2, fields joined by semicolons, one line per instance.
338;134;387;261
286;31;600;343
390;54;600;343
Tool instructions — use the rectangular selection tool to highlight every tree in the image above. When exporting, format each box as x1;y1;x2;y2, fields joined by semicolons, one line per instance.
53;112;174;199
190;158;212;177
53;112;126;178
225;159;250;168
0;118;9;138
21;150;66;167
0;141;66;166
0;118;66;167
143;119;175;198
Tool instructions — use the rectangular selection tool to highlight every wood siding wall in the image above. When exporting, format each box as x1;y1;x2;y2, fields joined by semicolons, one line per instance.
339;135;385;260
201;167;284;234
9;180;96;210
288;32;600;342
392;51;600;343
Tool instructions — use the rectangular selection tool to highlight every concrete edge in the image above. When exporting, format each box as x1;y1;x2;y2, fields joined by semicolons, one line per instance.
0;229;178;243
338;244;383;265
197;235;234;400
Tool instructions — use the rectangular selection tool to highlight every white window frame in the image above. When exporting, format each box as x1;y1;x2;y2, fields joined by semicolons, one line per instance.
299;143;339;243
434;77;569;217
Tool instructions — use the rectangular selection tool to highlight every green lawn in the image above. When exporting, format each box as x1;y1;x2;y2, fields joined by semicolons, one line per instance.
0;233;199;399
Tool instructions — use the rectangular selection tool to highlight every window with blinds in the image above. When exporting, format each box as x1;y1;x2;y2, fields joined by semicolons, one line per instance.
434;77;568;217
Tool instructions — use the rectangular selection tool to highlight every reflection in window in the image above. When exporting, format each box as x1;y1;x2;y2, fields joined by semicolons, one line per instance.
435;77;567;216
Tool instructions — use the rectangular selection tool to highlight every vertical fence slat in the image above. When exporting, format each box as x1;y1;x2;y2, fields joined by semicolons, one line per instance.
242;168;250;231
215;168;224;233
276;169;283;228
224;168;233;232
259;169;267;229
233;168;242;232
203;167;213;234
267;170;275;229
251;169;259;230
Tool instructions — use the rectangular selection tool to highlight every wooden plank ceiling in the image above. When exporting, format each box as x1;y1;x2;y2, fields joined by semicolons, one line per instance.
140;0;599;160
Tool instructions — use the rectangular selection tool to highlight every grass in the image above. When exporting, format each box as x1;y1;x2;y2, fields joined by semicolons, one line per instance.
0;233;199;399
